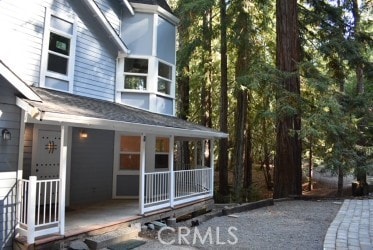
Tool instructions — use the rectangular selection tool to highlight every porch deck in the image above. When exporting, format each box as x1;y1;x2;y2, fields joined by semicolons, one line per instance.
65;199;140;236
15;198;214;249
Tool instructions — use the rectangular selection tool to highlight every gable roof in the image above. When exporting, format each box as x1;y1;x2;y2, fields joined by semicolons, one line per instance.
82;0;130;54
129;0;173;13
16;87;227;139
0;60;41;102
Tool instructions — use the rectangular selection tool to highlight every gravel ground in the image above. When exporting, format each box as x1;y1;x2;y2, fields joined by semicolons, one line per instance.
136;200;342;250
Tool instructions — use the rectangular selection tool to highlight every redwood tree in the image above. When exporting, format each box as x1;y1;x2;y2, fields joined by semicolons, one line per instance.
273;0;302;198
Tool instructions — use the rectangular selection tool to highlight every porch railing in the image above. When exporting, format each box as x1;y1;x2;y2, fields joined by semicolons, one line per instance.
144;171;170;212
17;177;61;244
175;168;212;199
143;168;213;213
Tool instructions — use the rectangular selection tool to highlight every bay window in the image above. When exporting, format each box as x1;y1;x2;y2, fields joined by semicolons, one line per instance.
157;61;172;95
124;58;148;90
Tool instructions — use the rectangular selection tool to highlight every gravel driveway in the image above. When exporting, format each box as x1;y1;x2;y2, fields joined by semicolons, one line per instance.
136;200;342;250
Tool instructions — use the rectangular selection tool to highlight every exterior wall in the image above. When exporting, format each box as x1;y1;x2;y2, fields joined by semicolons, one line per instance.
0;0;121;102
0;79;21;250
157;17;176;64
70;128;114;205
22;124;34;179
122;12;154;56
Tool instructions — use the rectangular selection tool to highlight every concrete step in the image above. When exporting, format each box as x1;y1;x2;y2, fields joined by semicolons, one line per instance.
107;239;147;250
85;226;140;250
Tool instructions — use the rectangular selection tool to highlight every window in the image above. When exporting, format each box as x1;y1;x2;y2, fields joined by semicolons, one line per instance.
155;137;169;169
119;136;141;170
157;62;172;95
40;11;76;92
124;58;148;90
47;33;70;75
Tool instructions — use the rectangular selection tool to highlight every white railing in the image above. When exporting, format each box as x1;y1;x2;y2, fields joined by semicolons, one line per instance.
142;168;213;213
17;177;61;244
144;171;170;207
175;168;212;200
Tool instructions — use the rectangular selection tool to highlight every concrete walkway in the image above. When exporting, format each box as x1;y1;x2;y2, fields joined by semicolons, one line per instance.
324;199;373;250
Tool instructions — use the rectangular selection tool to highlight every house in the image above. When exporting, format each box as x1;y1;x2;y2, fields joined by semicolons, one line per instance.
0;0;226;248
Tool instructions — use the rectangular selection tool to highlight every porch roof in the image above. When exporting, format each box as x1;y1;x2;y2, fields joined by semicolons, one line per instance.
17;87;227;139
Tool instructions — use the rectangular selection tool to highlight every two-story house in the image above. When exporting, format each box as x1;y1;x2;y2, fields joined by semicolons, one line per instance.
0;0;226;248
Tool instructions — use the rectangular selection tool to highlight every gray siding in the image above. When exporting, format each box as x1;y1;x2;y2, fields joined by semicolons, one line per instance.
0;0;121;102
116;175;139;196
0;79;21;250
70;0;118;101
94;0;122;35
22;124;34;179
70;128;114;205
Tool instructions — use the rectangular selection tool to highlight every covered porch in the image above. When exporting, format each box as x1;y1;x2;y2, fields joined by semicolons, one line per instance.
15;87;226;244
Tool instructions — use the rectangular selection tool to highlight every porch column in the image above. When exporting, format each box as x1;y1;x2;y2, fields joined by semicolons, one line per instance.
169;135;175;208
139;134;146;214
59;125;69;235
210;139;214;196
16;110;26;227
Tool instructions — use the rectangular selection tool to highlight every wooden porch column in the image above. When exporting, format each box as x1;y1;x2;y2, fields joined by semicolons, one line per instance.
59;125;69;235
210;139;214;196
169;135;175;208
139;134;146;214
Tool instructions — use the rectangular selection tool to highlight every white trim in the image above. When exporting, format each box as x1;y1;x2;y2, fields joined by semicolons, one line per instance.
122;0;135;16
152;14;158;57
130;3;179;25
169;135;174;208
0;61;41;101
59;125;69;235
16;97;227;138
139;134;146;214
82;0;130;54
39;8;77;93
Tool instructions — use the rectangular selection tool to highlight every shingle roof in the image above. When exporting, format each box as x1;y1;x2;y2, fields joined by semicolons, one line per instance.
129;0;173;13
22;87;226;138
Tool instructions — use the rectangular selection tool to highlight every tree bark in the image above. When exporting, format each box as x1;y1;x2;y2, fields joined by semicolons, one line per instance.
218;0;229;198
274;0;302;198
233;88;248;201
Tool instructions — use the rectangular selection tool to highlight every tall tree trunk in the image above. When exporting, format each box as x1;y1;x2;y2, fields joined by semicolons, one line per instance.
308;135;313;191
274;0;302;198
177;16;191;169
218;0;229;198
337;165;344;197
233;88;248;201
352;0;364;95
201;8;213;166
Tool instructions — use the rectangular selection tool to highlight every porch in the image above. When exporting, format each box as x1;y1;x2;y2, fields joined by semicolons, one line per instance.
16;166;214;244
15;197;214;249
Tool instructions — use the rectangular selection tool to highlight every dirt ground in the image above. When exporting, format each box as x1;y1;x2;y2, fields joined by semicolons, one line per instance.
215;165;357;201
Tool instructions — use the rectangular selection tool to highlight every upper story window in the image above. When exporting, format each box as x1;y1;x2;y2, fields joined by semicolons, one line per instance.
124;58;148;90
157;62;172;95
40;10;76;92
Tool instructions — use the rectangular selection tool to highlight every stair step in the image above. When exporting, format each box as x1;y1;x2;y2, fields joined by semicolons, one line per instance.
107;239;147;250
85;227;139;250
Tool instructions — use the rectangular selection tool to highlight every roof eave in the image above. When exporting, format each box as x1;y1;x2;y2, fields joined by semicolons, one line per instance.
0;60;41;102
16;97;228;139
82;0;130;54
131;3;179;25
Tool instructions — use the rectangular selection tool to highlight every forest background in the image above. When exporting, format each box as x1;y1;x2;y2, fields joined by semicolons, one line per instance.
169;0;372;202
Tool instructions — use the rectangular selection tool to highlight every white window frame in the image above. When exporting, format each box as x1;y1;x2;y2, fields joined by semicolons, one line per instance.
40;8;77;93
156;59;174;97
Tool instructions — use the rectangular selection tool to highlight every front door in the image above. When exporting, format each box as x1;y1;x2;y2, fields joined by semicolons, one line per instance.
31;128;61;204
31;129;61;179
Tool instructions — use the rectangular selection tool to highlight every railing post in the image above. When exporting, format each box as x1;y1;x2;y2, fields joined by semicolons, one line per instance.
210;140;214;196
59;125;69;235
169;136;175;208
139;134;146;214
27;176;37;244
